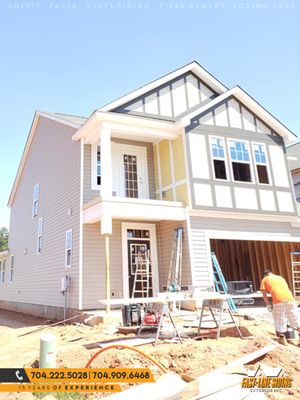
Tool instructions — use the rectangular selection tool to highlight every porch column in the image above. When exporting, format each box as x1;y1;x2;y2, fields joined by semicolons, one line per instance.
100;125;112;313
100;125;112;199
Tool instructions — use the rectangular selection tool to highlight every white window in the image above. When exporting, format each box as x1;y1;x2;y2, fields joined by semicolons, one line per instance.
32;183;40;216
252;143;270;184
65;229;72;268
228;139;252;182
9;256;14;283
92;144;101;190
37;217;43;254
0;260;5;284
210;136;228;180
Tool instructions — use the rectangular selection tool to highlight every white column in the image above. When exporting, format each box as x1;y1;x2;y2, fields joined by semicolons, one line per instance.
100;125;112;200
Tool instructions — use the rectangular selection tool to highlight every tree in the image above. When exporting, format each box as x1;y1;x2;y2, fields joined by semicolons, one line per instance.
0;227;8;251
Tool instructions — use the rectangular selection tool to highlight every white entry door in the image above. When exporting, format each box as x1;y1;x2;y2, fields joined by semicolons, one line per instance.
112;143;149;199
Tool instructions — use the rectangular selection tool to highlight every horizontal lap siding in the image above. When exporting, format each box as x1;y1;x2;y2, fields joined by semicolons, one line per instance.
82;220;123;309
2;117;80;309
156;221;191;290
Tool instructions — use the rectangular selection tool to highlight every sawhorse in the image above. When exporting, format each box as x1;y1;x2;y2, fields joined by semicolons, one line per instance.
198;299;245;340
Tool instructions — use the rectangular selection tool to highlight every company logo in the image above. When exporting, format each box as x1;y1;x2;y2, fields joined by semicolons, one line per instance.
241;365;293;393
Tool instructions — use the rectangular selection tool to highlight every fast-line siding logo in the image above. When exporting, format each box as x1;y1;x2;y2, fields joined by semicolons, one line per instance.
241;365;293;392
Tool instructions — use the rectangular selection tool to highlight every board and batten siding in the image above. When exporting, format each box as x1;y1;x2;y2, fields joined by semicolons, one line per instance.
113;72;217;120
156;221;192;290
2;116;80;311
83;139;156;205
186;114;296;216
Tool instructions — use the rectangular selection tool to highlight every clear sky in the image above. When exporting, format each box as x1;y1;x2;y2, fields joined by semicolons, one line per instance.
0;0;299;228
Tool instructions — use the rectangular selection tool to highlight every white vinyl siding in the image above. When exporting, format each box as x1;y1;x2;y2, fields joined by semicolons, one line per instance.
32;183;40;216
9;256;14;283
37;217;43;254
65;229;72;268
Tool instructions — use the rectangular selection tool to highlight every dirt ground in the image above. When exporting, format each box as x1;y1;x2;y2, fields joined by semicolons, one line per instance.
0;308;299;400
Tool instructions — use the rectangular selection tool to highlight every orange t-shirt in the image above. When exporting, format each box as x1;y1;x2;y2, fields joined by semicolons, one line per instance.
260;274;294;304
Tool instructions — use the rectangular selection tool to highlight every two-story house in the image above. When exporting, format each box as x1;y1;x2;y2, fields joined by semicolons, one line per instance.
1;61;300;318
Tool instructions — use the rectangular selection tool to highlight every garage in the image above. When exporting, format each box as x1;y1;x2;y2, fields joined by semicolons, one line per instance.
210;239;300;293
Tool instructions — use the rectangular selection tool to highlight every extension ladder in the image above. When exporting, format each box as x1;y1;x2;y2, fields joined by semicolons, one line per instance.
132;249;152;298
291;252;300;302
166;227;183;292
211;252;237;313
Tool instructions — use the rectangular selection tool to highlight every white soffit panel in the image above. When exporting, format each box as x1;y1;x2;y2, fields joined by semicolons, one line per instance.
186;74;200;108
269;145;289;188
234;187;258;209
172;78;188;117
194;183;213;206
259;190;276;211
256;118;271;134
144;93;159;115
214;103;228;127
215;185;233;208
228;99;243;129
201;83;214;101
128;99;143;112
159;86;173;117
199;111;214;126
241;106;255;131
189;133;210;179
277;191;294;212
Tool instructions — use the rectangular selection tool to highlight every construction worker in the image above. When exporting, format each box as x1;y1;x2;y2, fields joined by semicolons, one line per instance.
260;269;300;346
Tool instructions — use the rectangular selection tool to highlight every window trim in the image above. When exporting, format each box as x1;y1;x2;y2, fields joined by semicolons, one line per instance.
91;143;101;191
209;135;229;181
251;142;271;185
65;229;73;268
37;217;43;254
227;138;254;184
0;260;5;284
9;255;14;283
32;183;40;217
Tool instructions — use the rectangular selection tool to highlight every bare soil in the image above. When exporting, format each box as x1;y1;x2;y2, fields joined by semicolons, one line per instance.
0;308;299;399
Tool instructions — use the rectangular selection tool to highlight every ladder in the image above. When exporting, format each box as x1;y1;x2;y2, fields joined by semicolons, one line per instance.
211;252;237;313
291;252;300;301
167;227;183;292
132;249;152;298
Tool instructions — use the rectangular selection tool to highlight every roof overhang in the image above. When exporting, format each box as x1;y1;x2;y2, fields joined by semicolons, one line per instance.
175;86;297;144
99;61;228;113
72;111;178;143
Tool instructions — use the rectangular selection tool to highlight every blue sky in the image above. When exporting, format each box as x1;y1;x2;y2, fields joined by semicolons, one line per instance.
0;0;299;228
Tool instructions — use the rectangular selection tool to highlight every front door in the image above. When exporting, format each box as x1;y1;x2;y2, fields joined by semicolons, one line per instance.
127;239;152;298
112;143;149;199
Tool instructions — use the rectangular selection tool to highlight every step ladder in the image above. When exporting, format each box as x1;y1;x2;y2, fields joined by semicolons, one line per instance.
211;252;237;313
166;227;183;292
132;249;152;298
291;252;300;302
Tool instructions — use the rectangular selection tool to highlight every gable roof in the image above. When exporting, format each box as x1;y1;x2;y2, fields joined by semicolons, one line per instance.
176;86;297;144
99;61;228;113
8;111;86;207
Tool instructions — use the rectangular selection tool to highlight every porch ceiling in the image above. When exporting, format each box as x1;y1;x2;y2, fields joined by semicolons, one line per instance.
83;197;186;223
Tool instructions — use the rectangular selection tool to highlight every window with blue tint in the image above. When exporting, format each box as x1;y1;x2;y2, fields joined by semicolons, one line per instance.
229;140;250;162
252;143;269;184
210;137;227;180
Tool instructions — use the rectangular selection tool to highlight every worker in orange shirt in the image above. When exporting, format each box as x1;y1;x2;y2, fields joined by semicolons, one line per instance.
260;269;300;346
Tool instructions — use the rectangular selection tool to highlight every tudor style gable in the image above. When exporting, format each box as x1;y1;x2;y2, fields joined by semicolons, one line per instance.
112;72;218;120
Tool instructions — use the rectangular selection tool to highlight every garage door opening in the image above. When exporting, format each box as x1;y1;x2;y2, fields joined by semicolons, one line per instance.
210;239;300;293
